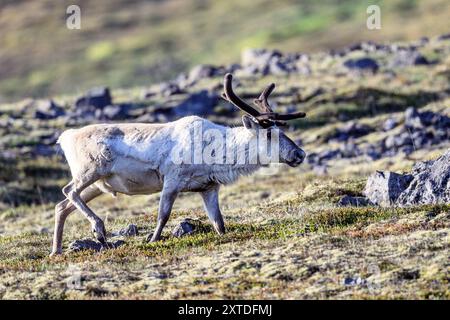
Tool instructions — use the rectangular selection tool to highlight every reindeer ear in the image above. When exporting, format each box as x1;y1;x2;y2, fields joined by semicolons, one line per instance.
242;115;259;130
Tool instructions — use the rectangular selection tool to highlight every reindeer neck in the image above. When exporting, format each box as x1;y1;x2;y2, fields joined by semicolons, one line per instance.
206;126;263;185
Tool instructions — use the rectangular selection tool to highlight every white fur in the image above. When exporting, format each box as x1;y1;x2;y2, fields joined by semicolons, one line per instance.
58;116;263;195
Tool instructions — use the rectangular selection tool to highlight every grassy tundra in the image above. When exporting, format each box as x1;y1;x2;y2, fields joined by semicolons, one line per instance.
0;2;450;298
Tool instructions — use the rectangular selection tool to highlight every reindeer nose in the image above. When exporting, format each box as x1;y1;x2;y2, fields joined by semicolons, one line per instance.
288;149;305;163
296;149;306;162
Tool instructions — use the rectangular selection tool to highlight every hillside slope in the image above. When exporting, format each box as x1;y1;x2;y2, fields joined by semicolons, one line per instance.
1;0;450;101
0;33;449;298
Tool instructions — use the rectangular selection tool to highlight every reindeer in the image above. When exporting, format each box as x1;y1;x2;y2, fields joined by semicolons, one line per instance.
50;73;306;256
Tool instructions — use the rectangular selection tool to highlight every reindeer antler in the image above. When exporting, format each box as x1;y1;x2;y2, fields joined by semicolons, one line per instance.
222;73;306;128
222;74;260;118
253;83;275;113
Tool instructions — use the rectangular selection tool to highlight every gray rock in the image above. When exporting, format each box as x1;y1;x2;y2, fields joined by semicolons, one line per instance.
112;224;139;237
100;104;132;120
383;117;398;131
328;121;372;142
360;41;386;53
338;195;370;207
269;59;289;75
384;132;413;150
438;33;450;41
364;171;413;207
172;90;219;118
241;48;282;75
241;48;280;66
295;62;312;76
404;107;423;129
187;64;218;84
68;239;125;252
343;57;379;73
39;227;50;234
158;82;184;97
32;144;56;157
75;87;112;110
34;100;65;120
405;107;450;131
348;43;363;52
396;269;420;280
172;218;202;238
396;150;450;206
260;191;271;199
343;277;364;286
307;149;342;165
135;112;161;123
364;145;382;161
339;141;362;158
418;37;429;46
389;50;429;68
235;65;259;77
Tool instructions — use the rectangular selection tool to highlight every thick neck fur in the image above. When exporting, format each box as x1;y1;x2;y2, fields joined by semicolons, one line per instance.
206;125;263;185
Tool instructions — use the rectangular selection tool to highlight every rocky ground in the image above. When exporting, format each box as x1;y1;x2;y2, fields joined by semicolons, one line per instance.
0;35;449;299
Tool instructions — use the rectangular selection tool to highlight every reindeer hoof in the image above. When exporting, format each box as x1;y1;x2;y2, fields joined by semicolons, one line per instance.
146;233;161;243
49;250;62;257
92;221;107;244
214;223;226;235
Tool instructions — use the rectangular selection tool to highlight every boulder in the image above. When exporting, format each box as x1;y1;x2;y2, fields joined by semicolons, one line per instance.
241;48;280;66
338;195;371;207
144;82;183;98
34;100;65;120
343;57;379;73
172;90;219;118
384;132;413;149
364;150;450;206
100;104;132;120
68;238;125;252
360;41;386;53
187;64;218;84
112;224;139;237
364;144;383;161
405;107;450;130
241;48;282;75
172;218;203;238
295;62;312;76
364;171;413;207
437;33;450;41
75;87;112;110
396;150;450;205
307;149;342;165
339;141;362;158
383;117;398;131
328;121;373;142
404;107;424;129
32;144;56;157
389;50;429;68
268;59;290;75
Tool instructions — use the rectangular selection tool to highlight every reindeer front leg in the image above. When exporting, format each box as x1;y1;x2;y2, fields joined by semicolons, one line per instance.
149;183;179;242
201;185;225;235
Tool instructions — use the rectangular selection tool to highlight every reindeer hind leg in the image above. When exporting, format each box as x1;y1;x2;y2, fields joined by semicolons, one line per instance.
51;184;103;256
65;171;108;244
